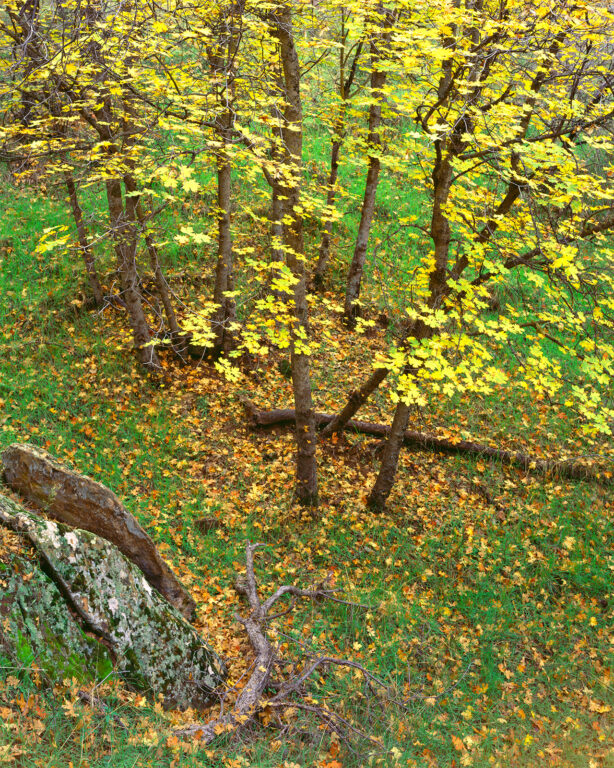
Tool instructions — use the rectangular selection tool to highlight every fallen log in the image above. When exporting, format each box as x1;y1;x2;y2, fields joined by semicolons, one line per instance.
1;444;196;619
240;398;612;484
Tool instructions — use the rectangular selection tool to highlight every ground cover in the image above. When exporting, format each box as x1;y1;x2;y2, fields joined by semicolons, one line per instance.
0;155;612;767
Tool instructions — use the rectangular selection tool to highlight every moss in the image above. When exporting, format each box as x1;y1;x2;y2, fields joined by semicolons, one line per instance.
0;492;226;709
1;548;110;685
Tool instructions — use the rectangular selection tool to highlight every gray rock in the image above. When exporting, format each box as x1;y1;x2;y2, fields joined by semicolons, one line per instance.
0;528;113;683
0;493;226;709
1;443;196;619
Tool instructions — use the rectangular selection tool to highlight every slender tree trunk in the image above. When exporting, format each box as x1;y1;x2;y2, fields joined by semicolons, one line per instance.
343;36;387;323
365;75;458;506
212;136;236;353
270;184;284;263
367;400;411;511
271;3;318;505
320;365;388;437
105;179;159;369
267;90;287;304
123;173;182;347
269;111;285;269
64;172;104;307
365;148;454;506
313;13;363;289
343;152;381;320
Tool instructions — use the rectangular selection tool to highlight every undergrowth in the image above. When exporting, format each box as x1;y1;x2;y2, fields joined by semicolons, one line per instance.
0;155;612;768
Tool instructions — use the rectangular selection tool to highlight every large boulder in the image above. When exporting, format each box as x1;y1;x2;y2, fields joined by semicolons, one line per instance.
0;493;226;709
1;443;195;619
0;525;113;683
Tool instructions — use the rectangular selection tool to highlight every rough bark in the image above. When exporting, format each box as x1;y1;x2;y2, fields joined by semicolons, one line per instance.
105;179;159;369
64;171;104;307
366;401;411;510
240;399;612;484
0;493;226;709
1;443;196;619
269;3;318;505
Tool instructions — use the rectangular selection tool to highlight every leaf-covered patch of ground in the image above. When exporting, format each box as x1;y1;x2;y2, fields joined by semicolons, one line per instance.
0;182;612;768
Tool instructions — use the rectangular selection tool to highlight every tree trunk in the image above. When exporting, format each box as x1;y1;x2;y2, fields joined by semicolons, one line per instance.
270;3;318;505
313;134;342;288
314;14;363;289
366;400;411;511
343;36;387;323
124;173;183;347
366;152;453;505
212;138;236;353
269;117;286;270
320;365;388;437
64;172;104;307
105;179;159;369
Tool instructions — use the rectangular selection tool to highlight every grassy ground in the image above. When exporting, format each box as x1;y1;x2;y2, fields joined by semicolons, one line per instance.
0;154;612;768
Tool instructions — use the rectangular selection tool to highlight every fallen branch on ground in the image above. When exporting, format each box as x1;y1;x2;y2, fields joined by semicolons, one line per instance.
175;542;383;748
240;397;612;484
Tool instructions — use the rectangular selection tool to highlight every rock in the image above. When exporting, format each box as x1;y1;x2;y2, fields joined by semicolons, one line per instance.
0;493;226;709
0;525;113;684
1;443;195;619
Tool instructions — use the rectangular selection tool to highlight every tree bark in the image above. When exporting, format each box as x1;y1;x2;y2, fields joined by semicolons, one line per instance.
314;14;363;289
314;133;343;288
343;27;388;322
64;171;104;307
269;104;286;272
123;173;183;348
105;179;159;369
270;3;318;505
240;399;612;484
212;137;236;353
366;401;411;510
320;365;388;437
343;150;382;321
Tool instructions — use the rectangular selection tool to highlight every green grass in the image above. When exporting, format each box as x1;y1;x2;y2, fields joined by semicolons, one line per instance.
0;148;612;768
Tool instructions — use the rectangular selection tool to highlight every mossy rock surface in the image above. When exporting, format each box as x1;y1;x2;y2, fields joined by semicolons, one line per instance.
0;493;226;709
0;526;112;683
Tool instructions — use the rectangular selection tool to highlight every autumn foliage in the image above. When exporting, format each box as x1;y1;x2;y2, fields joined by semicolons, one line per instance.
0;0;613;763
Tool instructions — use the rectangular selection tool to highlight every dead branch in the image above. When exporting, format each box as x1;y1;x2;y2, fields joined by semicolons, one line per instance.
175;542;385;748
239;397;612;484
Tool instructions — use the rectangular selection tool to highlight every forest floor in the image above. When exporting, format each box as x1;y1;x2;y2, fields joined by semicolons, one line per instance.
0;169;613;768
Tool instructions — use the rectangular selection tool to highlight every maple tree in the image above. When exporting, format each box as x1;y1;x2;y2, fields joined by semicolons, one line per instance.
1;0;612;513
319;0;614;508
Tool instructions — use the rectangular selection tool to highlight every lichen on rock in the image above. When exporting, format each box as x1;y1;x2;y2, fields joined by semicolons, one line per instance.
1;443;196;619
0;493;226;710
0;525;112;684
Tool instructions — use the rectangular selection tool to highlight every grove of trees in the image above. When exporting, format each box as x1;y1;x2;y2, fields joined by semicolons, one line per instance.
1;0;613;510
